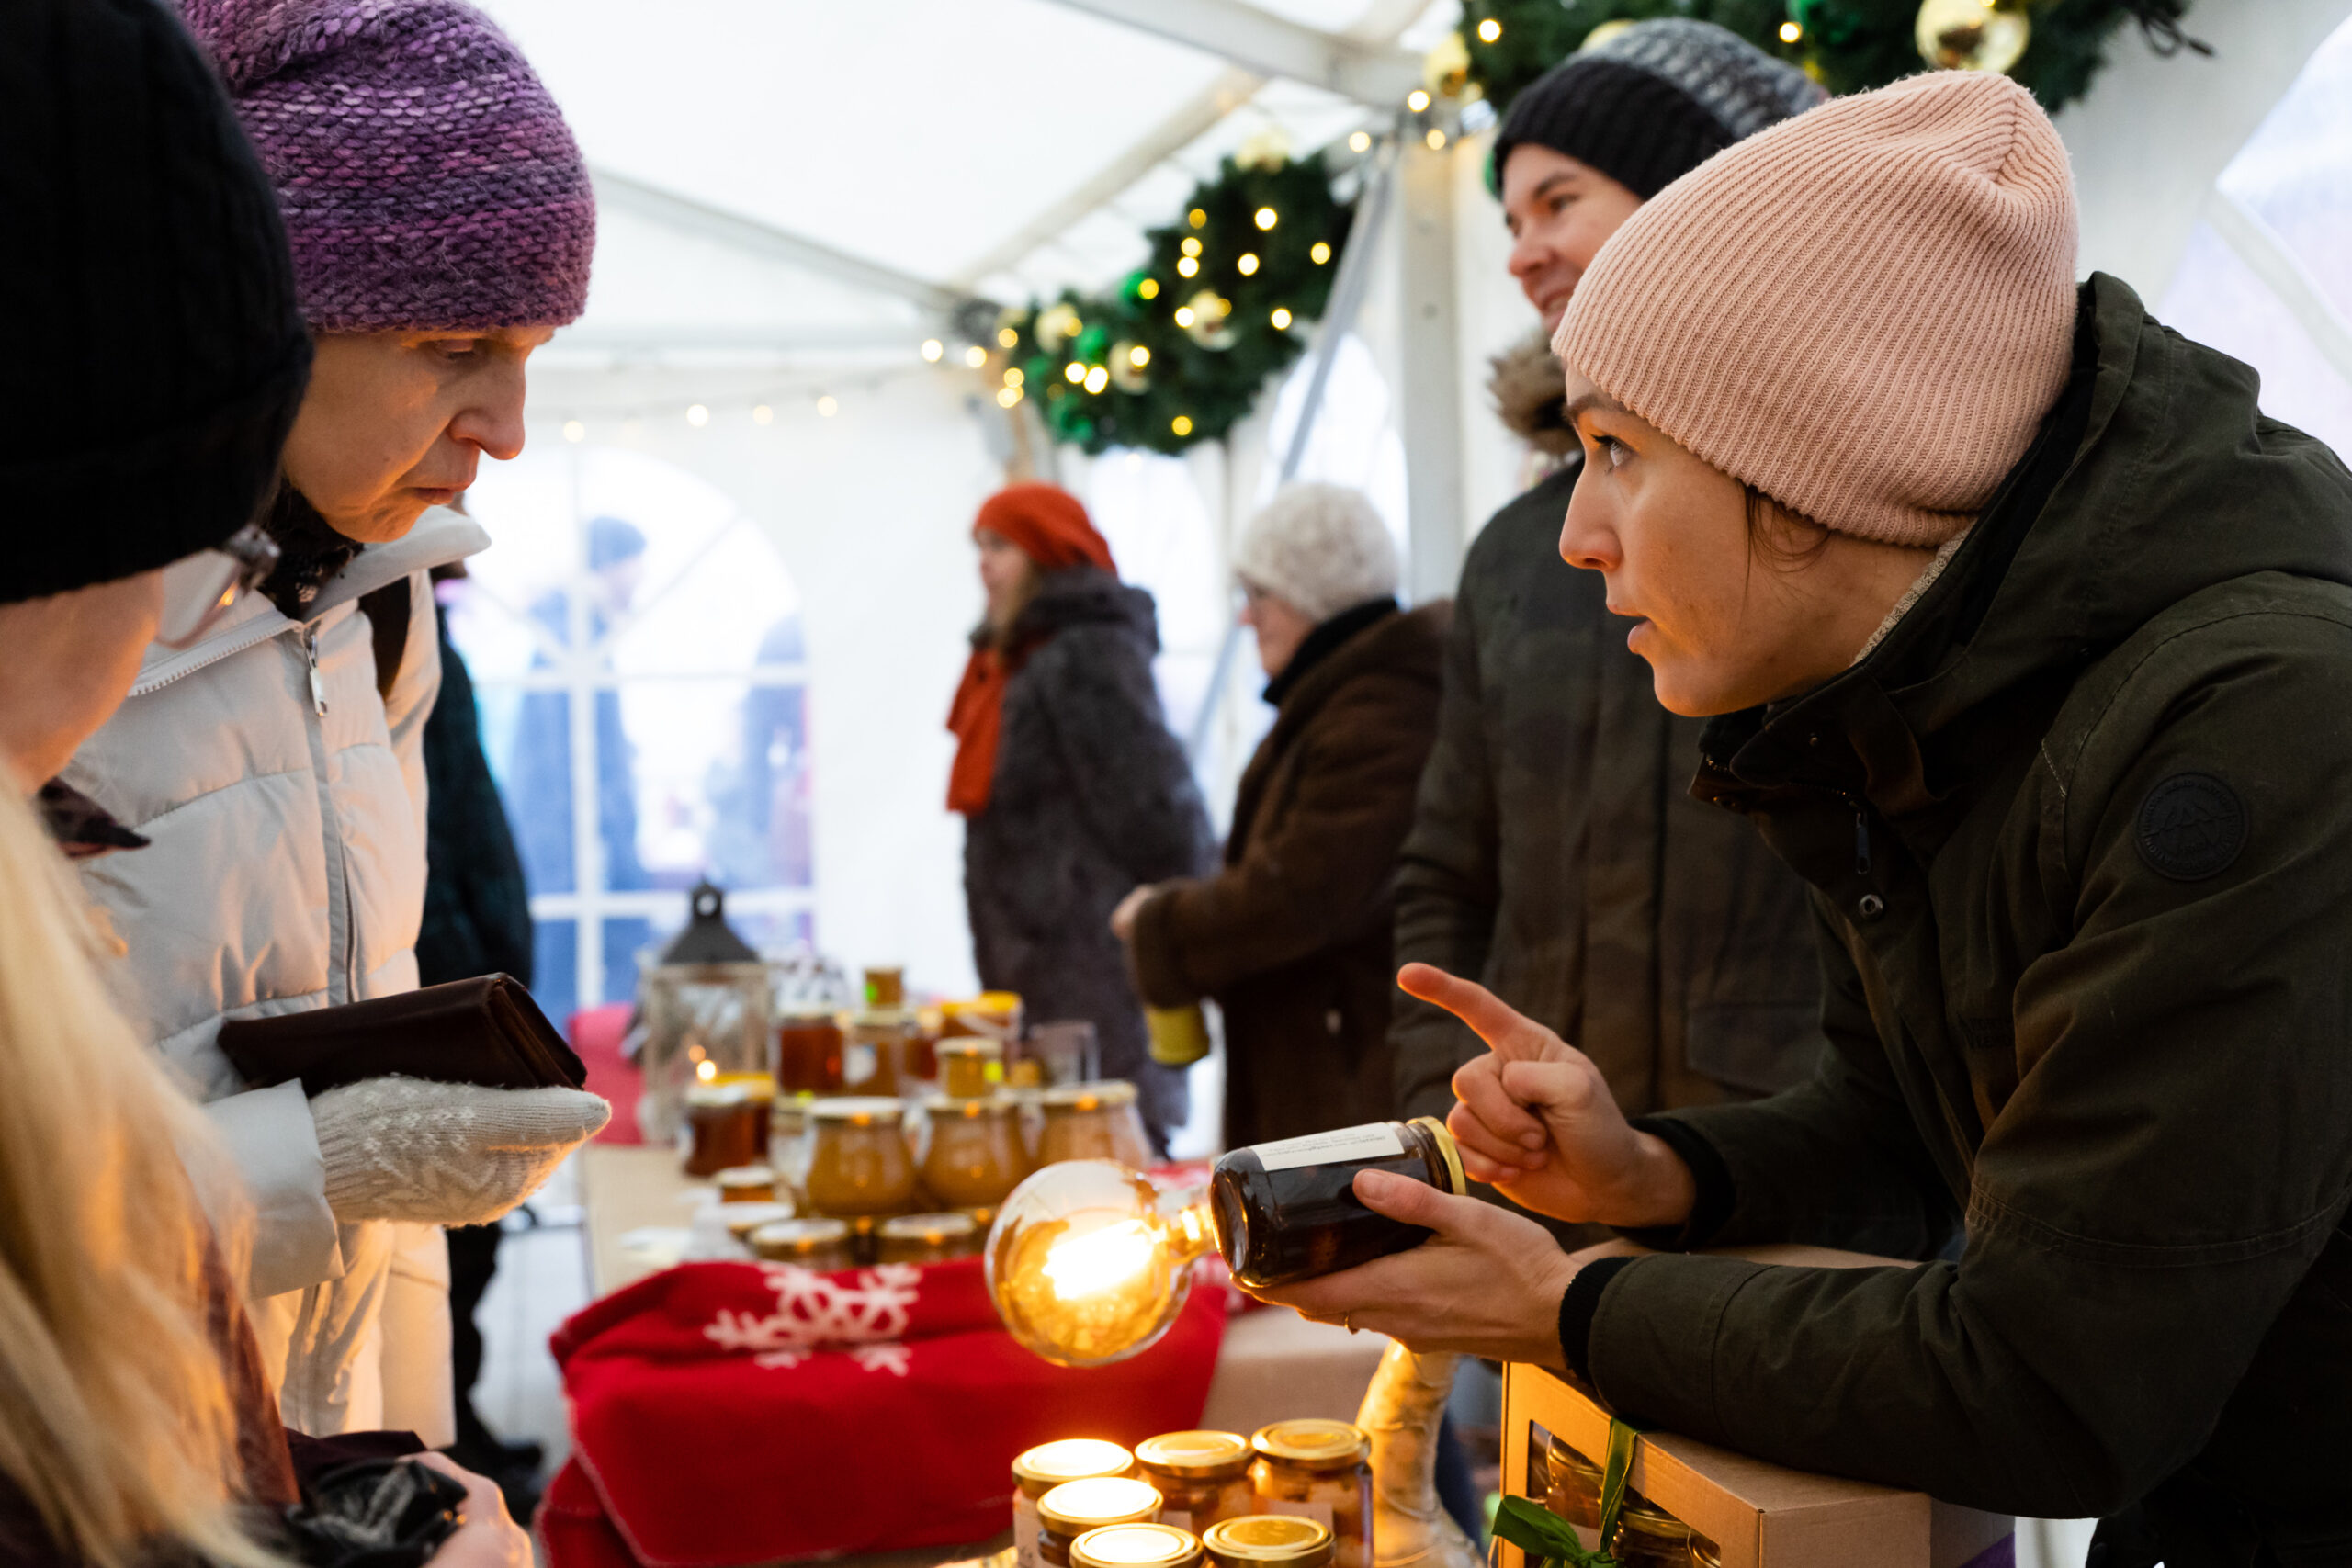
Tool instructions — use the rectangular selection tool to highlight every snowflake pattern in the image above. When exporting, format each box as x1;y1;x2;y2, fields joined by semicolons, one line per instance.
703;1263;924;1372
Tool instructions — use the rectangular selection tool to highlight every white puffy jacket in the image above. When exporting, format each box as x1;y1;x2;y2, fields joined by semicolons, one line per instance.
64;507;487;1442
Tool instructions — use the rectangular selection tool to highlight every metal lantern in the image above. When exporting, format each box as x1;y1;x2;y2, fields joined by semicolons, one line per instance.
632;880;773;1145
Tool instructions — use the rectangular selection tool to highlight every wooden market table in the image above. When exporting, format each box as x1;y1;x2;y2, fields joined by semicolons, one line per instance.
575;1142;1390;1433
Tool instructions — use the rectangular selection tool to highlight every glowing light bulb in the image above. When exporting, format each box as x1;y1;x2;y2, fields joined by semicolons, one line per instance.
1177;256;1199;278
1310;242;1332;265
1271;307;1293;330
816;394;839;418
1171;415;1193;437
922;338;944;362
1407;88;1430;112
1182;237;1203;257
1041;1218;1158;1297
1004;367;1025;388
1780;19;1803;41
562;420;585;443
987;1161;1215;1366
1084;366;1109;394
1426;128;1447;151
695;1058;718;1084
1065;362;1086;384
686;403;709;426
1237;254;1260;276
1188;209;1207;229
1348;130;1372;153
965;345;989;368
752;404;774;424
1174;307;1195;328
997;386;1023;409
1254;207;1277;231
1477;17;1502;42
1138;278;1160;299
1129;345;1149;368
999;326;1020;348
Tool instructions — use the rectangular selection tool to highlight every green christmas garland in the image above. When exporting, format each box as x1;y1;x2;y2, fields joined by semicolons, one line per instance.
990;150;1354;457
1457;0;2203;118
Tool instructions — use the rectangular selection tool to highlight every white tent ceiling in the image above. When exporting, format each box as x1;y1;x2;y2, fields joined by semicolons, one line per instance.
477;0;1459;366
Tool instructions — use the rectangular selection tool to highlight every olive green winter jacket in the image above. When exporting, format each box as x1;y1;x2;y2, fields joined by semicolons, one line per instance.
1577;277;2352;1564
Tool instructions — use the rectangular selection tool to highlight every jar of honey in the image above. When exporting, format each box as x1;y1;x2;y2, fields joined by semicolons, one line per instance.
714;1165;776;1203
1201;1517;1334;1568
775;1007;844;1094
749;1217;854;1271
804;1098;919;1217
719;1201;796;1247
1543;1435;1600;1531
684;1080;771;1178
1135;1432;1255;1534
1210;1119;1465;1289
876;1211;979;1265
1038;1479;1163;1568
922;1093;1030;1207
1012;1440;1135;1568
1612;1503;1698;1567
1072;1523;1204;1568
938;1037;1005;1100
1247;1423;1370;1568
1037;1081;1153;1168
844;967;916;1095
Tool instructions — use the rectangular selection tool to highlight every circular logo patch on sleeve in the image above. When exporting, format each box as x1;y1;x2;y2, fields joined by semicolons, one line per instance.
2135;772;2247;881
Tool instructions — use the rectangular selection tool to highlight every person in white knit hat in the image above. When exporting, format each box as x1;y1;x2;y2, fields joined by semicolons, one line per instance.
1113;485;1450;1150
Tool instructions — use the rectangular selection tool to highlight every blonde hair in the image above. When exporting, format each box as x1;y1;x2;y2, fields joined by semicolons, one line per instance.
0;788;282;1567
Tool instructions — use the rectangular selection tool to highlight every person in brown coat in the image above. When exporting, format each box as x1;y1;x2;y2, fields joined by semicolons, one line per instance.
1115;485;1448;1149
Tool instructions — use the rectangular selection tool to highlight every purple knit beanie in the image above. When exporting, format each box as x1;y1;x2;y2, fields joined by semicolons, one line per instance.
181;0;594;332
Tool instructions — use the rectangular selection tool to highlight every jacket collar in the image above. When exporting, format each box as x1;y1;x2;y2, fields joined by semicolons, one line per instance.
130;506;487;697
1262;597;1397;706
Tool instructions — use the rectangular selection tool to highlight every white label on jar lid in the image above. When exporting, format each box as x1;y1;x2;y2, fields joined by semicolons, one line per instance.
1014;1495;1042;1568
1259;1498;1335;1529
1250;1124;1404;1173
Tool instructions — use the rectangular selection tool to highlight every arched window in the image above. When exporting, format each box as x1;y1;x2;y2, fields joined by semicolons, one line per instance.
447;446;812;1019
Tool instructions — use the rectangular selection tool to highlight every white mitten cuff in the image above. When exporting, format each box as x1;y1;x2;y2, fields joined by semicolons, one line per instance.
314;1077;610;1227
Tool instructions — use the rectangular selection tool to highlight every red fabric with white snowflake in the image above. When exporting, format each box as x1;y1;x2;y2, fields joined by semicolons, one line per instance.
544;1256;1227;1568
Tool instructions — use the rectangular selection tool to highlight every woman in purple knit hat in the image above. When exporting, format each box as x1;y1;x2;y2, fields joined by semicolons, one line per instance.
62;0;605;1460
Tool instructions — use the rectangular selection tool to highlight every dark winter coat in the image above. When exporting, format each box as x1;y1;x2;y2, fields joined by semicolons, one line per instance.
1390;460;1825;1131
1127;599;1451;1148
1581;277;2352;1564
963;566;1213;1143
416;605;534;988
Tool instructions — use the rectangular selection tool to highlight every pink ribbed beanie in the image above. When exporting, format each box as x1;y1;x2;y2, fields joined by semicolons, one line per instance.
1552;71;2077;547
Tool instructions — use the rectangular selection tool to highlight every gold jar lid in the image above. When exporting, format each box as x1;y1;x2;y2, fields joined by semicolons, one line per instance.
720;1201;797;1239
1072;1523;1203;1568
1250;1420;1368;1469
749;1218;850;1258
877;1212;977;1246
1617;1504;1689;1540
808;1096;905;1124
1544;1435;1600;1481
1011;1438;1134;1489
1408;1116;1467;1195
715;1163;775;1189
1201;1517;1334;1565
1042;1080;1140;1111
938;1036;1004;1057
1038;1478;1162;1534
685;1081;750;1108
1134;1430;1251;1479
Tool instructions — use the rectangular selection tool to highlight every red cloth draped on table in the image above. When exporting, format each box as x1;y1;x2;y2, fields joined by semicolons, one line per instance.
544;1255;1227;1568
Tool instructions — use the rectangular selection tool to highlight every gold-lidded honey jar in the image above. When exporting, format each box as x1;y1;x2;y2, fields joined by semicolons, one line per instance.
1072;1522;1203;1568
803;1096;918;1218
1201;1517;1334;1568
1012;1440;1136;1568
1038;1478;1162;1568
1543;1434;1601;1530
1611;1501;1697;1566
714;1165;776;1203
748;1217;854;1271
1037;1080;1153;1168
938;1036;1005;1100
719;1201;796;1246
1135;1431;1255;1534
876;1211;979;1265
1248;1422;1370;1568
922;1091;1029;1207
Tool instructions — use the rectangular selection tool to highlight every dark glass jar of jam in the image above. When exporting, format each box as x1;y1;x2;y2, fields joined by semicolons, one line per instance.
775;1009;844;1094
1209;1119;1465;1289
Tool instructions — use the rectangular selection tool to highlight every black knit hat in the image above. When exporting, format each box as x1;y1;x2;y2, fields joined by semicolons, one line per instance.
1493;19;1824;200
0;0;311;605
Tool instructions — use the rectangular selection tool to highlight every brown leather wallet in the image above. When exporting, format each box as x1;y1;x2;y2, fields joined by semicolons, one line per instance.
214;974;587;1097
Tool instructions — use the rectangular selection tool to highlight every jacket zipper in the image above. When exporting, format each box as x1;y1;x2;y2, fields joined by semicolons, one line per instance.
304;626;329;716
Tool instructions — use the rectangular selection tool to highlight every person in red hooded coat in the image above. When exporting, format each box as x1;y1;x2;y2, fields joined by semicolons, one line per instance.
948;485;1212;1147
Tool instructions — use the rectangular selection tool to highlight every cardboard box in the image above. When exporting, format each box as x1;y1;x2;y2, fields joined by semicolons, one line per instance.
1497;1245;2011;1568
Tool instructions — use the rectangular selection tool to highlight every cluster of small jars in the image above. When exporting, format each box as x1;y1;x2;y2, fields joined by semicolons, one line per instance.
1008;1421;1371;1568
1542;1434;1723;1568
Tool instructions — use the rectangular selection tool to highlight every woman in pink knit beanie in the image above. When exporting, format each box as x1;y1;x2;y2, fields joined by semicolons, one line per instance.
1261;70;2352;1564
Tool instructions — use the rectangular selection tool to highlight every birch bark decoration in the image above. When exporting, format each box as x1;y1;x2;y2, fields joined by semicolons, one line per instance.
1356;1342;1482;1568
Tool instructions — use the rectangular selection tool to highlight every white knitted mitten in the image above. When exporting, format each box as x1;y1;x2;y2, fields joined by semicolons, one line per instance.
312;1077;611;1226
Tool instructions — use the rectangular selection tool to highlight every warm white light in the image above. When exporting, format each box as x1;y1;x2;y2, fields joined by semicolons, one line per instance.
1004;367;1025;388
816;394;839;418
1348;130;1372;153
1407;88;1430;112
1780;19;1803;41
686;403;709;426
1065;362;1086;384
752;404;774;424
998;327;1020;349
1041;1219;1157;1300
562;419;585;443
1177;256;1200;278
1254;207;1277;231
1138;278;1161;299
1084;366;1109;394
997;386;1023;409
1271;307;1293;330
695;1058;718;1084
1477;17;1502;42
1310;242;1332;265
1426;128;1447;151
921;338;944;362
1174;307;1195;328
1181;236;1203;257
965;345;989;368
1128;345;1149;368
1237;254;1260;276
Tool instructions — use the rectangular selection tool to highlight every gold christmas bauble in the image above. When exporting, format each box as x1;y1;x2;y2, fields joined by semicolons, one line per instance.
1035;302;1083;353
1422;31;1470;100
1915;0;2030;74
1181;290;1236;351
